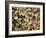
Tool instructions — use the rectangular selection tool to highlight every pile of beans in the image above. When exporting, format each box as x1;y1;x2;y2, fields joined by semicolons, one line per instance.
12;7;40;31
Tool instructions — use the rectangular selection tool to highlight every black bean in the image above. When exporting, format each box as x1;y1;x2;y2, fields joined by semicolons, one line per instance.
12;7;16;10
18;15;25;19
32;16;35;20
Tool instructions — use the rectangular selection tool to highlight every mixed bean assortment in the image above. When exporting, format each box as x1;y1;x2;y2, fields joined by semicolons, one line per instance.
12;7;40;31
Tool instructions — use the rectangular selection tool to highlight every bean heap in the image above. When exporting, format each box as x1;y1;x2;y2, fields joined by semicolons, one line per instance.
12;7;40;31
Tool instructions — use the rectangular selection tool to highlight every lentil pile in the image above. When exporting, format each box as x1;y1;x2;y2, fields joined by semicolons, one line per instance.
12;7;40;31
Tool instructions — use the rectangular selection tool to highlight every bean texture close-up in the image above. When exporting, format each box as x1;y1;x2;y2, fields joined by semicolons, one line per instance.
12;7;40;31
